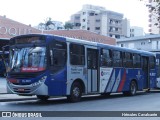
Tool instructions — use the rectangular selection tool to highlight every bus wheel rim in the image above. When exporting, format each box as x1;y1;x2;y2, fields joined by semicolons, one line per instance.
131;83;136;94
73;87;80;97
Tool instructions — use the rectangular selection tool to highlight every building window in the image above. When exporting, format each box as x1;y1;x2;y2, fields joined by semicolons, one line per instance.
110;19;113;24
115;20;119;24
141;42;145;45
89;12;95;16
95;19;100;22
75;23;81;27
95;27;100;30
109;27;113;32
120;44;124;47
109;34;112;37
115;28;118;31
83;12;86;15
87;27;90;30
75;16;80;20
115;35;120;39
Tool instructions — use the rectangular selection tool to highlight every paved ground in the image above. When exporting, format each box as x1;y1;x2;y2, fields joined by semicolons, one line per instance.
1;77;160;120
0;77;7;93
0;77;36;102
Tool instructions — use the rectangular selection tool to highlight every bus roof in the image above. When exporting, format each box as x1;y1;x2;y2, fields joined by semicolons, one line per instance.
10;34;155;57
98;43;155;57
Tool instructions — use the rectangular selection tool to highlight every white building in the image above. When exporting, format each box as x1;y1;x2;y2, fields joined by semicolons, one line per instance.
117;34;160;52
70;4;130;39
130;26;144;37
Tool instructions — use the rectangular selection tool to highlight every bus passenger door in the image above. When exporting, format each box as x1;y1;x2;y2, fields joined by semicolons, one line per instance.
87;48;98;93
142;56;150;89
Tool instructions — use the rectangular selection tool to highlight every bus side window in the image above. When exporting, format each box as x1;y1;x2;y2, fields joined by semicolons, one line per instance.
49;40;67;73
150;56;155;69
70;43;85;65
101;49;112;67
113;51;122;67
133;54;141;68
51;49;66;66
124;52;133;68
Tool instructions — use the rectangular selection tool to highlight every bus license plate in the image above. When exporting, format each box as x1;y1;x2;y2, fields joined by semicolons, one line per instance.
18;88;25;92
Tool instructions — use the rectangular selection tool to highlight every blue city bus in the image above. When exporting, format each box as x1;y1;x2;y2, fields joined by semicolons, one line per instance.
6;34;157;102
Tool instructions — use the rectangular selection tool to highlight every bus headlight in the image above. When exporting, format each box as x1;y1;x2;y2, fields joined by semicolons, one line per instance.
40;76;47;82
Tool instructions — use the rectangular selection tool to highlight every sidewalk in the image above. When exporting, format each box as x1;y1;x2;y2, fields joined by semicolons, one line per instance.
0;77;36;102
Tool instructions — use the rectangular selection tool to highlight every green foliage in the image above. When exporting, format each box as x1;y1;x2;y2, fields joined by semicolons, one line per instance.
64;22;73;29
38;17;55;30
141;0;160;27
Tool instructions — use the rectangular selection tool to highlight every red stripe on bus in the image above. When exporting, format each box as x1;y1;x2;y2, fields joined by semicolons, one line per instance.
117;70;126;92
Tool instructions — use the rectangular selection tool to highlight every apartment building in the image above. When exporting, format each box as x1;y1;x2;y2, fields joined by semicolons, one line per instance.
70;4;130;39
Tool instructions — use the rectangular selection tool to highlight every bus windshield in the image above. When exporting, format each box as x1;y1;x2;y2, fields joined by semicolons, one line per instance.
10;46;46;72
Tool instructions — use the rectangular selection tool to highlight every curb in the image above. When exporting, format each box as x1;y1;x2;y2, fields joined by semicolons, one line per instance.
0;98;37;102
0;93;37;102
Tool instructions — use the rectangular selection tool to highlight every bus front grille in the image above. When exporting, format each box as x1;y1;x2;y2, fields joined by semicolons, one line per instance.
8;72;43;79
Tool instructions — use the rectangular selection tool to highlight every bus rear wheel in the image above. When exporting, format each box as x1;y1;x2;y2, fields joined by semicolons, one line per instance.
123;81;137;96
67;82;82;102
37;95;49;101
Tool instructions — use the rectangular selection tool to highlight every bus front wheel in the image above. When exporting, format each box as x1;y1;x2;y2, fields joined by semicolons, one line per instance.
37;95;49;101
67;82;82;102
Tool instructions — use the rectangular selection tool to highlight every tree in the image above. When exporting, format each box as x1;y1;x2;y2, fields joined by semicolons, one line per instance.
38;17;55;30
140;0;160;28
64;22;74;29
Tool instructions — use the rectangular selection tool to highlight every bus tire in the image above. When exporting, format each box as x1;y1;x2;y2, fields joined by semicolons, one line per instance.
67;82;82;102
130;81;137;96
37;95;49;101
3;72;6;77
123;81;137;96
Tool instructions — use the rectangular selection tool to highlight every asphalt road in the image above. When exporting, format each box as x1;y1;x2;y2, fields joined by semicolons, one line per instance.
0;92;160;120
1;77;160;120
0;77;7;93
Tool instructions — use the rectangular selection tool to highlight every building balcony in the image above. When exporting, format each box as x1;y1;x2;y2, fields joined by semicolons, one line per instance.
108;23;122;28
108;30;122;34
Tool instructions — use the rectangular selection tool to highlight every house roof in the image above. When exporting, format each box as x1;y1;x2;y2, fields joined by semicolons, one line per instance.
45;30;116;45
0;15;40;38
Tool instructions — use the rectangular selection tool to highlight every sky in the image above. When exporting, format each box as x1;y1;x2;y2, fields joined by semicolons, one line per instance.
0;0;149;33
